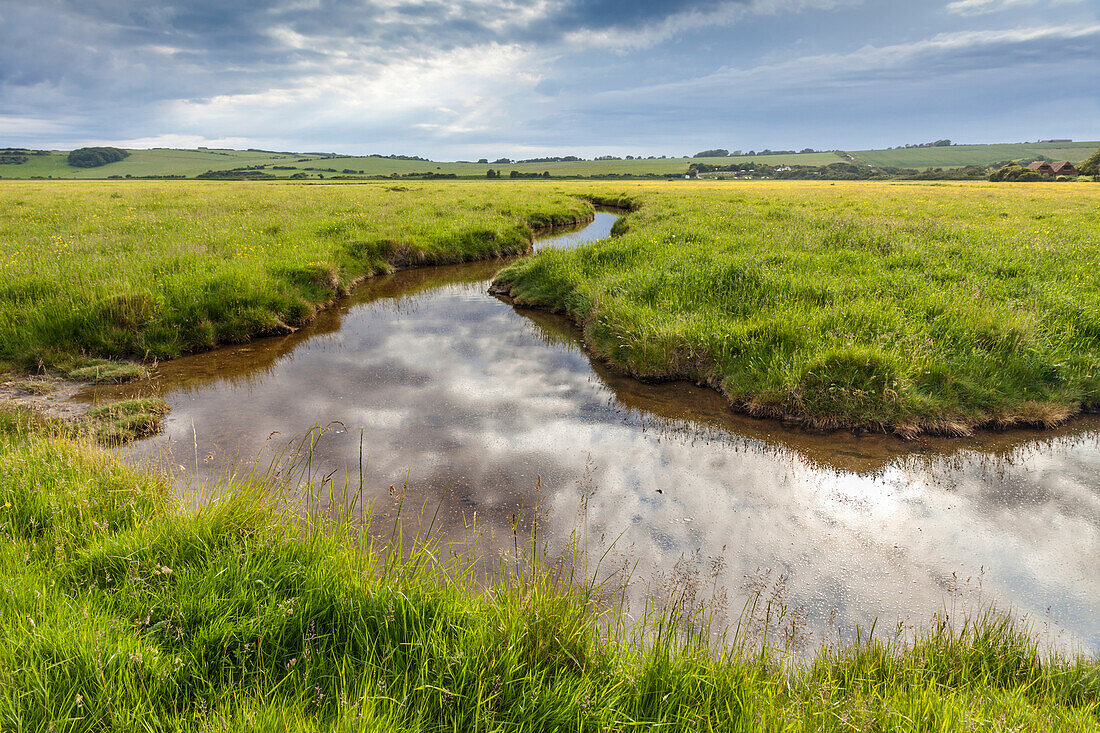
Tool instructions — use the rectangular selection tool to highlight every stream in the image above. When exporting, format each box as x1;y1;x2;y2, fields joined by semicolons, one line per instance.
82;212;1100;650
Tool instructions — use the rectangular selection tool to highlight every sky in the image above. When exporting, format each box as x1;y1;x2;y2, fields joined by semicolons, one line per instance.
0;0;1097;159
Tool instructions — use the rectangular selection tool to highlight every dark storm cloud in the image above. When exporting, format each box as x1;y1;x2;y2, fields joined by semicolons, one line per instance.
0;0;1096;154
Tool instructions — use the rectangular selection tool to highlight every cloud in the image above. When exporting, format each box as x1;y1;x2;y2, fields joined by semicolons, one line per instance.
162;41;541;145
0;0;1096;153
945;0;1083;16
587;23;1100;112
562;0;856;50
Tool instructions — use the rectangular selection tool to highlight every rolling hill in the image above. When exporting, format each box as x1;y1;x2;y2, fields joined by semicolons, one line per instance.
0;141;1096;180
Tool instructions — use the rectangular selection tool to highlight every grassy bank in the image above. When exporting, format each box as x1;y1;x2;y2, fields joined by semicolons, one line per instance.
4;179;1100;434
1;411;1097;731
496;181;1100;435
0;181;591;371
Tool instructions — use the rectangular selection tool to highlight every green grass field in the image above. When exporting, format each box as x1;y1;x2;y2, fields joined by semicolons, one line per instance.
0;180;591;371
496;181;1100;435
3;141;1096;180
0;149;842;179
0;148;300;179
1;410;1097;731
851;142;1100;169
3;179;1100;434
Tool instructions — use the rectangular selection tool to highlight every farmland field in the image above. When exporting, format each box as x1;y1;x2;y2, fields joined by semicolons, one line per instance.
851;141;1100;169
3;141;1096;180
0;148;301;179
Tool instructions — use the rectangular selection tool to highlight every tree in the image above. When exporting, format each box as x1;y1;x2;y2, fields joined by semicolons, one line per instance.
693;149;730;158
486;169;498;179
988;163;1042;182
67;147;130;168
1079;146;1100;176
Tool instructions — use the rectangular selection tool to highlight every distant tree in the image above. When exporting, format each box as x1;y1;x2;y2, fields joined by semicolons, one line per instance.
1079;146;1100;176
486;169;498;179
493;158;512;164
477;158;488;164
542;171;550;178
693;149;730;158
988;163;1042;182
67;147;130;168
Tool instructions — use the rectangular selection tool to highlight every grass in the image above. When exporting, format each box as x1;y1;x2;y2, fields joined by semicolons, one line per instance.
0;180;592;371
85;397;170;443
0;148;301;180
0;149;837;179
495;180;1100;435
4;178;1099;433
851;142;1100;169
65;358;148;384
4;142;1097;181
0;409;1096;731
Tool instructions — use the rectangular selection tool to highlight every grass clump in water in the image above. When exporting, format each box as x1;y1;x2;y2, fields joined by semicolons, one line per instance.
0;410;1096;731
85;397;169;443
65;358;148;384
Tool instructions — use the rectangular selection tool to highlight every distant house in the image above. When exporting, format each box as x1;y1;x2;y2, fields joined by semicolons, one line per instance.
1026;161;1056;175
1052;161;1079;176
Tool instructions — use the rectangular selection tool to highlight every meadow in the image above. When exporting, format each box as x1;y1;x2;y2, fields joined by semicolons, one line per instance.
1;409;1097;731
0;180;591;372
496;181;1100;435
3;179;1100;435
2;178;1100;729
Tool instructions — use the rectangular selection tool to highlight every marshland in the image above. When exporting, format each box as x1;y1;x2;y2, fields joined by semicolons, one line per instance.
2;178;1099;730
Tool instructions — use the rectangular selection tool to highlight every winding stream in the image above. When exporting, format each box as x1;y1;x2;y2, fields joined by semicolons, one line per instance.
83;212;1100;650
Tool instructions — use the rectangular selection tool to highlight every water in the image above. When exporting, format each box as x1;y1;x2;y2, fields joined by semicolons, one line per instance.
82;212;1100;650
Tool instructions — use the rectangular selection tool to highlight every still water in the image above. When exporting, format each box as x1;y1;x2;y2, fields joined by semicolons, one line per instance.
83;213;1100;650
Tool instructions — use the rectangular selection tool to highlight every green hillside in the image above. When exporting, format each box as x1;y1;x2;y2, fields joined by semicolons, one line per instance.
0;141;1097;179
0;148;301;179
851;141;1099;168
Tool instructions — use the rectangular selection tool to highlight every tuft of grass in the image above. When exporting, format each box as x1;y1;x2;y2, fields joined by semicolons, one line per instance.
65;358;148;384
0;411;1097;731
14;379;54;395
85;397;169;444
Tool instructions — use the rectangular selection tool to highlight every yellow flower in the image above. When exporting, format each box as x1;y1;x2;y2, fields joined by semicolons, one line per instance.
3;502;10;508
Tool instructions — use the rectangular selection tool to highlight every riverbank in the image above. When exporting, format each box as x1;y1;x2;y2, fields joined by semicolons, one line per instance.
1;409;1096;730
495;180;1100;437
0;180;592;376
3;179;1099;437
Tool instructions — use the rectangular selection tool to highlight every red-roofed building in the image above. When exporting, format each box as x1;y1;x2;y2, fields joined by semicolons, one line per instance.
1052;161;1079;176
1026;161;1056;175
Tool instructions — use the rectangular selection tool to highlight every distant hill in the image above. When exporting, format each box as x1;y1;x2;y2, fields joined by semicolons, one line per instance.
0;141;1096;180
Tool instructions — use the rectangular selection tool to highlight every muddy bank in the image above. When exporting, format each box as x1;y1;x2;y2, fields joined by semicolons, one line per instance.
492;281;1091;439
0;376;92;420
